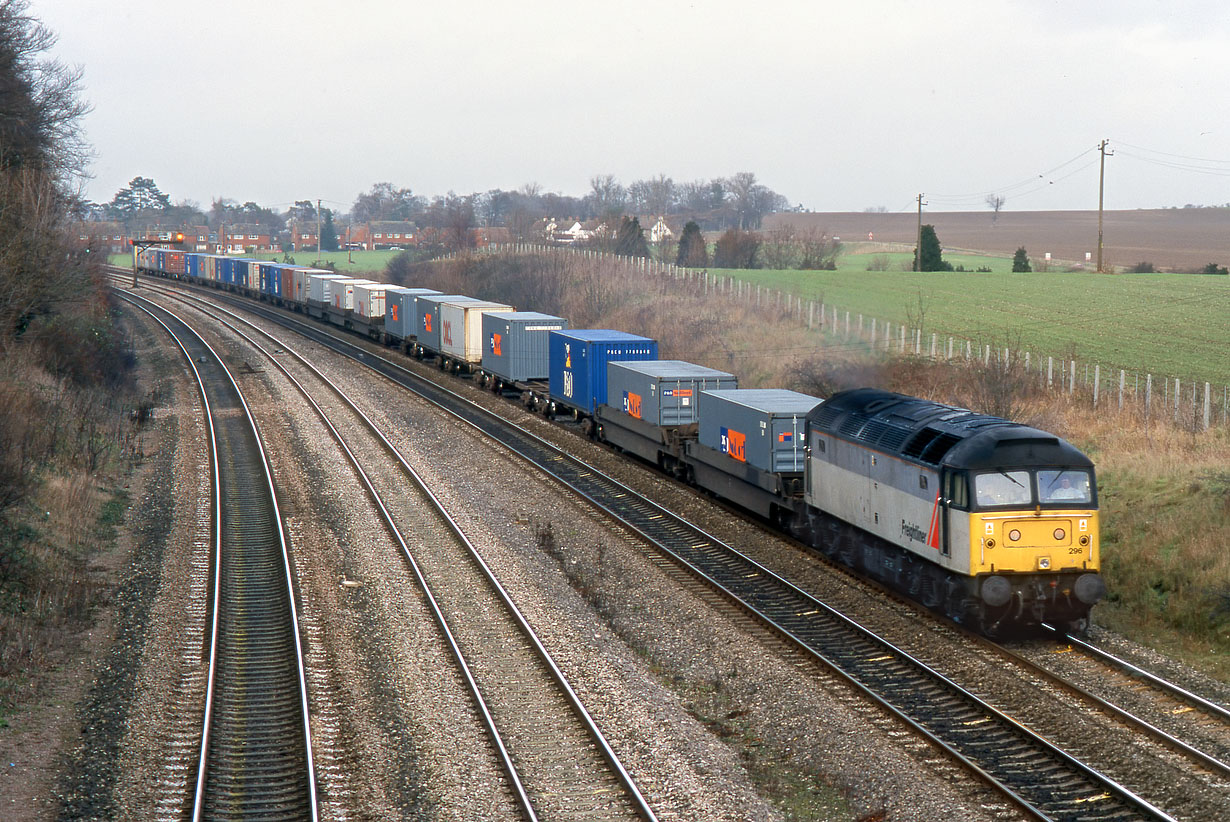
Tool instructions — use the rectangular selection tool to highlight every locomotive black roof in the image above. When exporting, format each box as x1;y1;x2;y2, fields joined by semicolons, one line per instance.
807;388;1092;470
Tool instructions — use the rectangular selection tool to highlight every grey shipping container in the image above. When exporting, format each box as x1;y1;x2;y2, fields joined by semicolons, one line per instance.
308;273;347;304
415;294;478;354
480;311;568;382
606;360;737;427
698;389;822;474
385;287;440;340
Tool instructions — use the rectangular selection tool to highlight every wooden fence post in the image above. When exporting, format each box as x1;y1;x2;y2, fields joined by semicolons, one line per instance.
1145;374;1152;425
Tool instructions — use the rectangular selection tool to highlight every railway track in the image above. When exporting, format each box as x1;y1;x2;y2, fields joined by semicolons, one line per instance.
126;280;658;821
116;291;318;821
123;275;1227;820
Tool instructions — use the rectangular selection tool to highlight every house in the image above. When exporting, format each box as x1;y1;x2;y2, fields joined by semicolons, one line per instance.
369;221;417;249
75;222;130;254
220;223;276;254
648;216;675;243
534;217;611;245
288;219;318;252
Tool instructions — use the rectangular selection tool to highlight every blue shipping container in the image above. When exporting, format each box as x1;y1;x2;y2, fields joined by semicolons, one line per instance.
549;329;657;415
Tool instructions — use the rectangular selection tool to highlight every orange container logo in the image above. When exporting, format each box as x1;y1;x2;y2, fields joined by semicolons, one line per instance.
720;427;746;461
491;333;502;356
424;313;432;333
623;391;642;419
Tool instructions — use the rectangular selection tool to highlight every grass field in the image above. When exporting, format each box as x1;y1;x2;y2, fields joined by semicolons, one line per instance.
712;249;1230;387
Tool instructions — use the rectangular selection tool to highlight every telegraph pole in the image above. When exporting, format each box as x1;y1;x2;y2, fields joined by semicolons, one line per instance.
1096;139;1112;273
915;193;925;271
316;199;323;265
915;191;924;269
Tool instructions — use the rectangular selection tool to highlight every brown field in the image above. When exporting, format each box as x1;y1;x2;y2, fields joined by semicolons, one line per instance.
764;208;1230;271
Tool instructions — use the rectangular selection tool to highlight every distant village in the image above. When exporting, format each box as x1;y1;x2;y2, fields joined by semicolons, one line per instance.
78;216;678;256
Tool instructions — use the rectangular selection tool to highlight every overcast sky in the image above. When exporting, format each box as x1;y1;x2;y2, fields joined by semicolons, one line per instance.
34;0;1230;215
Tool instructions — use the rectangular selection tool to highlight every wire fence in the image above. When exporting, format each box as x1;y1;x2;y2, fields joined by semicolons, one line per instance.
449;243;1229;431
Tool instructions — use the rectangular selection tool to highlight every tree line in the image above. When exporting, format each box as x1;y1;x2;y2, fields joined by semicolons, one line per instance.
82;171;794;244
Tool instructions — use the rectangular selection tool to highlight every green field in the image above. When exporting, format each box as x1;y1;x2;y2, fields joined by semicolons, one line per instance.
709;250;1230;387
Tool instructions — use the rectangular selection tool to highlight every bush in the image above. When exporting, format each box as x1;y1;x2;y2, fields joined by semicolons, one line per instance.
1200;263;1228;276
1129;261;1156;273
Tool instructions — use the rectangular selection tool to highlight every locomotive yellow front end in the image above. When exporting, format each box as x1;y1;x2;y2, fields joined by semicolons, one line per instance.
967;468;1105;631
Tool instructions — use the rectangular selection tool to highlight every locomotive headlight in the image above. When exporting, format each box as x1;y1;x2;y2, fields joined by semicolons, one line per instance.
985;538;996;549
1008;529;1021;542
1053;528;1066;541
1079;535;1090;546
1038;557;1051;569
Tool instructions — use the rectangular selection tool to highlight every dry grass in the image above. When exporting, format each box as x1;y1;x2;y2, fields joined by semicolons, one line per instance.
0;342;144;715
413;251;1230;678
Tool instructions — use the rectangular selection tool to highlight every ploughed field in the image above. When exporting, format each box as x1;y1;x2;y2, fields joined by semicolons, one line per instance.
764;208;1230;272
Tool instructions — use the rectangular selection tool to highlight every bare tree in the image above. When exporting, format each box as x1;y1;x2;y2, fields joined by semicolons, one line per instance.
587;174;625;217
985;193;1006;224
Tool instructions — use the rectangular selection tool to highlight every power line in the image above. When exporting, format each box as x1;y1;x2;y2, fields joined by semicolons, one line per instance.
925;146;1099;206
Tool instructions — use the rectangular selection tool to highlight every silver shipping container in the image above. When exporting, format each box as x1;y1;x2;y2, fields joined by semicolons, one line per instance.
330;278;377;311
352;282;387;319
308;273;347;304
439;299;514;364
606;360;737;427
385;287;440;341
698;389;822;474
481;311;568;382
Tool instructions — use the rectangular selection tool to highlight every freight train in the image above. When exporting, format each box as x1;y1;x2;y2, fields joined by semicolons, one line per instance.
131;248;1106;634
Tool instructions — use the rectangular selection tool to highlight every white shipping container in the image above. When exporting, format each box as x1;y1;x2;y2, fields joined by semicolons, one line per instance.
330;278;376;310
353;282;387;319
439;299;514;363
308;273;347;303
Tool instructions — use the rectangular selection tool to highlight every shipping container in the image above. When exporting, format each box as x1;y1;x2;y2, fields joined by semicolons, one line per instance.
233;259;253;289
480;311;568;382
384;287;440;341
289;268;328;304
257;262;278;296
331;278;378;311
697;389;822;474
439;299;514;364
353;282;387;320
548;330;658;415
308;273;347;304
415;294;478;354
606;360;738;427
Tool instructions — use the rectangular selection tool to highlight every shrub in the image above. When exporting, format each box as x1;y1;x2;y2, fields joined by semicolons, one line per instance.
1200;263;1228;276
1129;261;1156;273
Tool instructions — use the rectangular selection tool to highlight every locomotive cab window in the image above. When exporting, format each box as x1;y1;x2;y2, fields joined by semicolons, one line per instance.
944;472;969;509
1038;469;1093;504
974;470;1031;507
